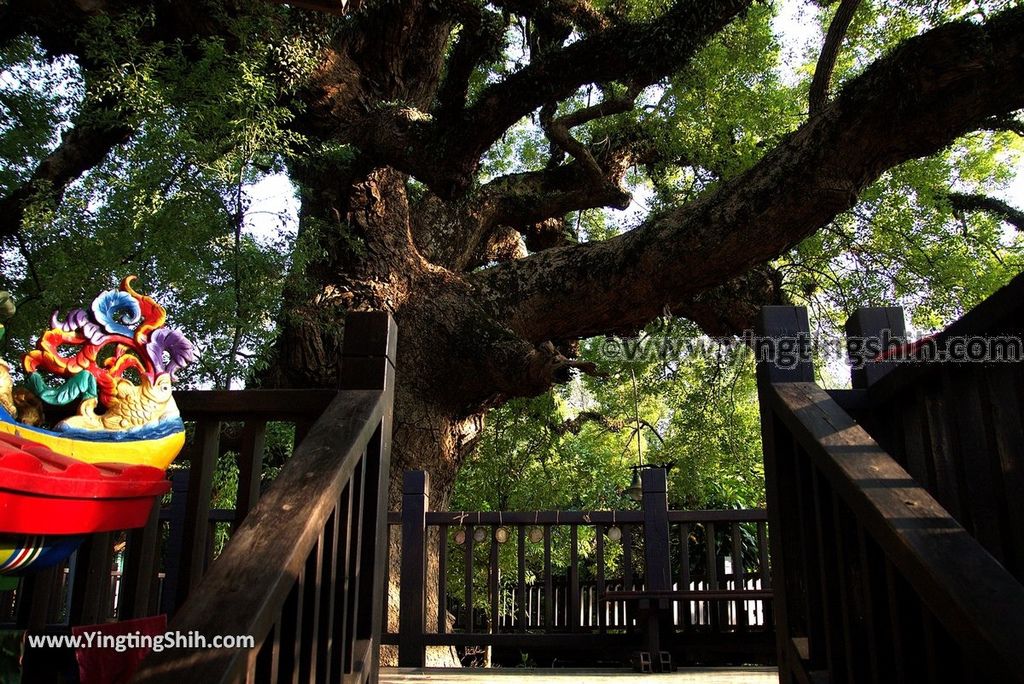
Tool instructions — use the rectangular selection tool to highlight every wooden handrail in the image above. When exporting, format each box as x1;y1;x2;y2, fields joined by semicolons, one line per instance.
385;509;768;525
134;312;396;684
133;389;387;682
769;381;1024;682
175;389;337;420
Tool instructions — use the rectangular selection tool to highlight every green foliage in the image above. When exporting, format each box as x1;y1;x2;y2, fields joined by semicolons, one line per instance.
782;134;1024;332
453;317;765;517
0;7;313;389
0;36;82;192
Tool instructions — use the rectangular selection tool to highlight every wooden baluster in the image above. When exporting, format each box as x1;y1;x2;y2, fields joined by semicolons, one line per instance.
943;366;1003;558
757;520;770;626
794;448;830;672
569;525;580;632
438;524;449;634
517;526;527;632
299;531;324;682
596;524;606;633
679;522;692;631
159;469;190;616
923;378;964;522
177;420;220;606
543;525;553;630
732;522;747;631
277;571;303;684
235;420;267;532
489;525;500;634
18;565;57;630
254;621;279;683
622;524;634;630
857;527;885;684
464;523;474;633
809;467;845;680
704;522;720;631
901;388;933;489
119;498;162;620
342;458;367;676
330;480;354;684
315;507;339;684
883;560;910;684
981;364;1024;582
69;532;114;626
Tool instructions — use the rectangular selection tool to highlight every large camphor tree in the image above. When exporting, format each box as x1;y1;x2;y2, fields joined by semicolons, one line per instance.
0;0;1023;511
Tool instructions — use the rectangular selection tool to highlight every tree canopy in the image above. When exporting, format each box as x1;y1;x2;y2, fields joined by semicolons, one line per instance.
0;0;1022;508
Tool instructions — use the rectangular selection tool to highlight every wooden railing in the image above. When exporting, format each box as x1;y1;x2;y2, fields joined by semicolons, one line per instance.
387;469;773;668
132;312;396;683
757;292;1024;684
842;275;1024;584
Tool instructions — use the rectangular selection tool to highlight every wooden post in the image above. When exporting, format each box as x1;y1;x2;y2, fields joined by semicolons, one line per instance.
119;497;162;619
339;311;398;392
176;419;221;606
845;307;906;389
755;306;815;680
754;306;815;386
399;470;428;667
159;469;190;616
641;468;671;592
640;468;671;668
340;311;396;680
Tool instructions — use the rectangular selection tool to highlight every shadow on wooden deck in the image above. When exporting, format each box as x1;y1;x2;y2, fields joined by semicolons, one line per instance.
381;667;779;683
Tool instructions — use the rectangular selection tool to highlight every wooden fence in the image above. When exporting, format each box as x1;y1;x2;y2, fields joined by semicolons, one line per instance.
757;274;1024;684
387;469;774;667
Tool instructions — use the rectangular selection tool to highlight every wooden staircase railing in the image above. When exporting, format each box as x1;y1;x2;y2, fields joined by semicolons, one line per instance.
757;299;1024;684
132;312;396;684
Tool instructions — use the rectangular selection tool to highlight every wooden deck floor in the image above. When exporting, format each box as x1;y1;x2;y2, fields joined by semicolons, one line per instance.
381;667;779;683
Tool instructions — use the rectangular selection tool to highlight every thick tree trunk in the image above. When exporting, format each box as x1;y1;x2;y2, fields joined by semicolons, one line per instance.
266;161;498;666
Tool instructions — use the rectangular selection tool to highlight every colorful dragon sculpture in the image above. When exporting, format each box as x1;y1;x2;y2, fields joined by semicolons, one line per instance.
0;279;195;581
0;277;195;469
26;276;194;429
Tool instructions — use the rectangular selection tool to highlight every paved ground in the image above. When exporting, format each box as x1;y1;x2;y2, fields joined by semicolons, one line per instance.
381;667;779;683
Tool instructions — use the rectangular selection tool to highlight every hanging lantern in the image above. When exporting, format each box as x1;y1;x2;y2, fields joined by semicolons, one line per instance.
625;470;643;502
454;528;467;545
494;527;510;543
473;526;488;543
607;525;622;541
528;526;544;543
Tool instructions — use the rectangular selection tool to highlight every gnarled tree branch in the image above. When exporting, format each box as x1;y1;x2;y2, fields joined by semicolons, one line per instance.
0;111;132;237
948;192;1024;231
808;0;861;115
411;134;650;271
334;0;751;198
469;8;1024;343
491;0;610;35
